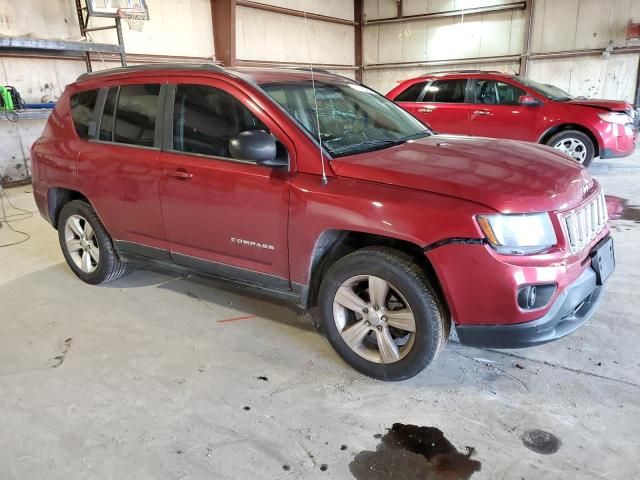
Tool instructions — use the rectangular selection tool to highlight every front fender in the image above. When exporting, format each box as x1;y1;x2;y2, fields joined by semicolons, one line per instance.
288;174;492;286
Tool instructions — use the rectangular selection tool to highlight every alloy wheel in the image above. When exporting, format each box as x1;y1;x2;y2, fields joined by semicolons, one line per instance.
64;214;100;273
332;275;416;364
553;137;587;164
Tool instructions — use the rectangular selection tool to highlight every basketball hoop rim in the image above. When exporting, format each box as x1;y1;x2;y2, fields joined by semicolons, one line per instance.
116;7;148;19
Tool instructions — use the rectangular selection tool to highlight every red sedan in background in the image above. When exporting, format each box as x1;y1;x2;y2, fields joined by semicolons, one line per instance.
387;71;638;167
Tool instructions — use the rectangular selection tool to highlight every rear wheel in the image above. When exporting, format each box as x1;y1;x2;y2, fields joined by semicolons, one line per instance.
318;247;449;381
546;130;595;167
58;200;129;284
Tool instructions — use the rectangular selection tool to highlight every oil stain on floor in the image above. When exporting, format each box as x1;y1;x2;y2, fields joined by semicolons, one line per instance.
349;423;481;480
521;429;561;455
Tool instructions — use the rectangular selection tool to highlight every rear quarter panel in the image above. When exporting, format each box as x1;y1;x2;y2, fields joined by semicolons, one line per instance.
31;88;84;222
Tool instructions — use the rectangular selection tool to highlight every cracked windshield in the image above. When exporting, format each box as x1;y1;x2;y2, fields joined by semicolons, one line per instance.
262;80;431;157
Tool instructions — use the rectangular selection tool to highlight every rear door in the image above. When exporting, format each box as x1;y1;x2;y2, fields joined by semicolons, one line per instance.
157;78;292;288
469;78;540;141
76;81;167;252
412;78;471;135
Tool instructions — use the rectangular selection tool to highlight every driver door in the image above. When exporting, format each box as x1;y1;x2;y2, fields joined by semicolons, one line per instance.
158;79;292;287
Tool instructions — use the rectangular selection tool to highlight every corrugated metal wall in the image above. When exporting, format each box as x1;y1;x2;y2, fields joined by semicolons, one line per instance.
87;0;214;58
0;0;215;184
2;0;639;184
362;0;640;102
236;4;355;66
243;0;353;20
528;0;640;103
0;0;214;103
235;0;356;72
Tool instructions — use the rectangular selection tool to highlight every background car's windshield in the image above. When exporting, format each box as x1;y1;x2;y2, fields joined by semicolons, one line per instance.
515;77;573;101
261;80;430;157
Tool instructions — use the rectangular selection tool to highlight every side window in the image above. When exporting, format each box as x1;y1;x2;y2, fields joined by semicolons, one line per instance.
113;84;161;147
423;80;467;103
70;89;99;138
474;80;526;105
172;84;267;158
395;82;427;102
99;87;118;141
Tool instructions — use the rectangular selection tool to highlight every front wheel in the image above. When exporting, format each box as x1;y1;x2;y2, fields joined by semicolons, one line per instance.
318;247;450;381
546;130;595;167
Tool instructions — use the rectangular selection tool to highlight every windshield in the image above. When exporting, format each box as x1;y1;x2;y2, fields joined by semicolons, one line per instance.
515;77;573;101
260;80;431;157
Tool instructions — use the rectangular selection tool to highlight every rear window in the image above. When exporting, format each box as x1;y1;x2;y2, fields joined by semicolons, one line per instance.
70;89;99;138
395;82;427;102
423;79;467;103
113;84;161;148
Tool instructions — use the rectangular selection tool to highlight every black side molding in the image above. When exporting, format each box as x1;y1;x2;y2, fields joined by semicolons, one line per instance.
424;237;485;253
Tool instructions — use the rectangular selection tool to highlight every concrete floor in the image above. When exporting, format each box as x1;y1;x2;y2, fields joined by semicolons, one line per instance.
1;151;639;480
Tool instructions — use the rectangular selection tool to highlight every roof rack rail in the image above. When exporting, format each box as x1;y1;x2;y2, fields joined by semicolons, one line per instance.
282;66;335;75
77;63;225;81
419;69;506;76
267;66;361;84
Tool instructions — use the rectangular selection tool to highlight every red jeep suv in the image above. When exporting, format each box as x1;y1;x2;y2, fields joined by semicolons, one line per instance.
31;65;615;380
387;71;638;167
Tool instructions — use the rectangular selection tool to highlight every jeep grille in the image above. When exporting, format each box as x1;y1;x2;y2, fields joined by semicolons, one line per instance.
563;191;608;254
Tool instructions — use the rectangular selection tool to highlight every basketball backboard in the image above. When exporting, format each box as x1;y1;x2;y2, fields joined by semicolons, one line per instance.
87;0;150;19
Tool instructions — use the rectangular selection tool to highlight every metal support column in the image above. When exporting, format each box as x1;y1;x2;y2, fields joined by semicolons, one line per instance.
520;0;534;77
115;17;127;67
211;0;237;67
354;0;363;82
75;0;127;70
74;0;93;72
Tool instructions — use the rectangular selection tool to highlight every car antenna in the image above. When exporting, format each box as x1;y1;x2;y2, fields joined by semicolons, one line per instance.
302;4;328;185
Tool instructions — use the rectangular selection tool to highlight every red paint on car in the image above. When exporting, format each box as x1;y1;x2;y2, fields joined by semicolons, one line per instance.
387;71;638;167
30;65;614;379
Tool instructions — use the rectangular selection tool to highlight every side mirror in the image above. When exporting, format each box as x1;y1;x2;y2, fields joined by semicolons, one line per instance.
229;130;287;167
518;95;540;106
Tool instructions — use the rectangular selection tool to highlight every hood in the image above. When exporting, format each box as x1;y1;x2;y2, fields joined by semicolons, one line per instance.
331;135;594;213
566;98;632;111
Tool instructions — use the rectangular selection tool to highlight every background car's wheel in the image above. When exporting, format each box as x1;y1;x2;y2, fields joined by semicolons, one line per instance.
58;200;129;285
546;130;595;167
318;246;450;381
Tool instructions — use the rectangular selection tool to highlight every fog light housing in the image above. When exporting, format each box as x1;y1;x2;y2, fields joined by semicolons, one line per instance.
517;284;556;310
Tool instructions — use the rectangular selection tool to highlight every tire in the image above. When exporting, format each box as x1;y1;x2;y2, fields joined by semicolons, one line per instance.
58;200;129;285
318;246;450;381
545;129;595;167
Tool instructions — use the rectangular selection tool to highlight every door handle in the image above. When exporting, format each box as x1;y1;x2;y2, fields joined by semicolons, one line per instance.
473;109;491;116
418;107;433;113
164;168;193;180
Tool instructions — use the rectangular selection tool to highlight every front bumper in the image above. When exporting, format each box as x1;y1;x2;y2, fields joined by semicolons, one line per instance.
455;266;602;348
599;124;637;159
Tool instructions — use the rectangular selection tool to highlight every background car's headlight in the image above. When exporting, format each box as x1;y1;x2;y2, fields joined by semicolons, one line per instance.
477;213;557;255
598;112;631;125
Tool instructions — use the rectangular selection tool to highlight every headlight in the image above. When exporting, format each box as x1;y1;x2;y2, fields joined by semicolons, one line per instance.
477;213;557;255
598;112;631;125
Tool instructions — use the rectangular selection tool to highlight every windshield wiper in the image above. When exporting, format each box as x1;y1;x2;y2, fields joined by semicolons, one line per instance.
330;139;398;155
395;131;432;142
329;131;431;156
